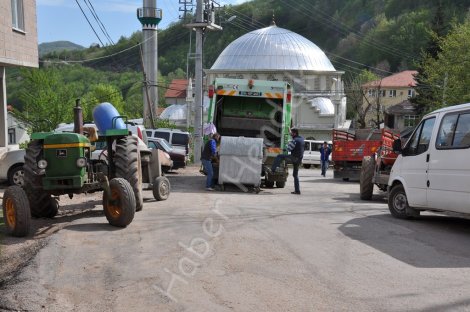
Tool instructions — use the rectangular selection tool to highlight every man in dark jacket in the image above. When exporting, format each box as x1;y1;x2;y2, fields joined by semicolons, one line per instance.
201;133;220;191
271;128;305;194
320;141;331;177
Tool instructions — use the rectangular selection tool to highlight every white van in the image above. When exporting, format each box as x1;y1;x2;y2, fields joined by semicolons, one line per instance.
146;128;190;155
302;140;332;168
388;103;470;219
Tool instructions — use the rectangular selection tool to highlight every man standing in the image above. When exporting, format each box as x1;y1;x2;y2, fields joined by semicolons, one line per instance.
201;133;220;191
320;141;331;177
271;128;305;195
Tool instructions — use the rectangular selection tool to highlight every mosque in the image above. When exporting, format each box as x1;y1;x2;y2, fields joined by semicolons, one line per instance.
162;23;350;140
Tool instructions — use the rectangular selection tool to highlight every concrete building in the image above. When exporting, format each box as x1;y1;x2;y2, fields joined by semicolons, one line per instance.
362;70;418;129
205;25;349;141
0;0;38;152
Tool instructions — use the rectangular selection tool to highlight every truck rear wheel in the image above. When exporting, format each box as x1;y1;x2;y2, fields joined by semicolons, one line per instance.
115;136;143;212
103;178;136;227
276;181;285;188
2;186;31;237
360;156;375;200
264;180;274;188
388;184;420;219
303;164;311;169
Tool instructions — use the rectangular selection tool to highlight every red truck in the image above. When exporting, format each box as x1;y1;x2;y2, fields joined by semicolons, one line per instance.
332;128;399;184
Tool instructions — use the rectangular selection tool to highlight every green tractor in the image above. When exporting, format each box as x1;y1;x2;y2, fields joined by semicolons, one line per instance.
2;102;170;237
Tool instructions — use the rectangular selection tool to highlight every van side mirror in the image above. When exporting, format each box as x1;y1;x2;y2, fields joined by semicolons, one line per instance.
392;139;402;154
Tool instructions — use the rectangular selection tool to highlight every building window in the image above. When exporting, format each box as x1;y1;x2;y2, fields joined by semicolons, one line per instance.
8;128;16;144
389;90;397;97
11;0;24;31
408;89;415;98
404;115;419;127
381;90;386;97
368;89;377;97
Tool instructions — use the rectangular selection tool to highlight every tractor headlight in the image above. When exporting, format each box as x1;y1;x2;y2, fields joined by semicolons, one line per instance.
37;159;48;169
76;157;87;168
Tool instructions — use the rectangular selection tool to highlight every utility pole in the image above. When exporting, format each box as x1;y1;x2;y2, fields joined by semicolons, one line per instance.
137;0;162;127
183;0;221;164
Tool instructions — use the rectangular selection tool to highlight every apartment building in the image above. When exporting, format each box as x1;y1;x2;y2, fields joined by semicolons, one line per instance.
362;70;418;129
0;0;38;151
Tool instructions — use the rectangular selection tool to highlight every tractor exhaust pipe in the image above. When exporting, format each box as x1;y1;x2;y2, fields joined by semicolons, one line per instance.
74;98;83;135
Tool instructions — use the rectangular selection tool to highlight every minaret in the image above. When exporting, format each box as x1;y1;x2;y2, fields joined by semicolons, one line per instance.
137;0;162;126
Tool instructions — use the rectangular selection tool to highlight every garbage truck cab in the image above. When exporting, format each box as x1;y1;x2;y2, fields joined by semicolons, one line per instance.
207;78;292;188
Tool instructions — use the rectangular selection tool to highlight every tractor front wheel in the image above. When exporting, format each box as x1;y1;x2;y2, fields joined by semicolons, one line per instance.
2;186;31;237
103;178;136;227
153;176;170;201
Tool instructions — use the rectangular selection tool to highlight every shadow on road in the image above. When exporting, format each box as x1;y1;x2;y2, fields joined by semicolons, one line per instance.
63;222;123;232
0;200;110;245
339;213;470;268
167;175;276;195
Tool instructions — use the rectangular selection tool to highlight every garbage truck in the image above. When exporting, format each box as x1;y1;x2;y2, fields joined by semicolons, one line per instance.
207;78;292;188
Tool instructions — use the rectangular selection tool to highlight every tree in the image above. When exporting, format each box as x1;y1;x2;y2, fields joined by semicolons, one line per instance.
12;68;75;132
81;84;126;122
345;70;380;129
415;17;470;111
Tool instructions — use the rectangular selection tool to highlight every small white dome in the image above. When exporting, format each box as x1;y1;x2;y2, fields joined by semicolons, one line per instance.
211;26;335;72
309;97;335;115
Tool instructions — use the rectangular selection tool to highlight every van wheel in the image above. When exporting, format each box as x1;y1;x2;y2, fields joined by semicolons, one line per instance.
388;184;420;219
303;164;311;169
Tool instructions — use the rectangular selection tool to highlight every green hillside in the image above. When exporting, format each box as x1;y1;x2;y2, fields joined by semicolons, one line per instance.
38;41;85;57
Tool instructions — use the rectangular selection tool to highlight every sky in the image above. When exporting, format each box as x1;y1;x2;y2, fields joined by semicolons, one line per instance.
37;0;249;47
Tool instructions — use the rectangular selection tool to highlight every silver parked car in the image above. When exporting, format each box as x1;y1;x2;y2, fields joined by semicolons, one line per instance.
0;148;25;186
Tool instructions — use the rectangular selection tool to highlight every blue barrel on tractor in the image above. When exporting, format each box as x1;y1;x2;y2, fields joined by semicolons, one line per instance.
93;102;126;135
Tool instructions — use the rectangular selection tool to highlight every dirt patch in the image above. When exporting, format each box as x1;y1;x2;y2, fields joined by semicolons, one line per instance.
0;191;102;285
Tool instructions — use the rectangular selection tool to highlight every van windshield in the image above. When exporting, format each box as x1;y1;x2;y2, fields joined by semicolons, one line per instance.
154;132;170;141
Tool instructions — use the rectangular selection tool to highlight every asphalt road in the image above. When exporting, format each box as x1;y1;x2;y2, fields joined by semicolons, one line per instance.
2;167;470;311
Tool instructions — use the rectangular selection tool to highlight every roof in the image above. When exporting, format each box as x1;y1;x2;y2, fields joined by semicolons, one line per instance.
363;70;418;88
210;26;336;72
385;100;418;115
164;79;188;99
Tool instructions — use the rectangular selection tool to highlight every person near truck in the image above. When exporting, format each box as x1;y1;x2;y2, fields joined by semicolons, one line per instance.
201;133;221;191
271;128;305;195
320;141;331;177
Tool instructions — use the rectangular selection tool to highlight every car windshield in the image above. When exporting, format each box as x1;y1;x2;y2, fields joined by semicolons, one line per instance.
158;138;174;150
149;139;171;153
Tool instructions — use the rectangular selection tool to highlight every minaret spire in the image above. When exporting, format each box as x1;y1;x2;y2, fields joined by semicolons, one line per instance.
271;10;276;26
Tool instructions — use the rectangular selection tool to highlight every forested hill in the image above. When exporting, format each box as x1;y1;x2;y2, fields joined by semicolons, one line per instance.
40;0;469;76
38;41;84;57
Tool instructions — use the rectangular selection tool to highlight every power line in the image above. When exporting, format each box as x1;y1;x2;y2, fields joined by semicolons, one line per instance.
74;0;105;47
83;0;115;45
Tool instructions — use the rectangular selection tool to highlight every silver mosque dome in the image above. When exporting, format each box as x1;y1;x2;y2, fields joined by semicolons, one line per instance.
210;26;336;71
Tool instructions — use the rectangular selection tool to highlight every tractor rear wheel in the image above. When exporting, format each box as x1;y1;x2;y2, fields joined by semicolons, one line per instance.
2;186;31;237
115;136;143;212
24;140;55;218
153;176;170;201
360;156;375;200
103;178;136;227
